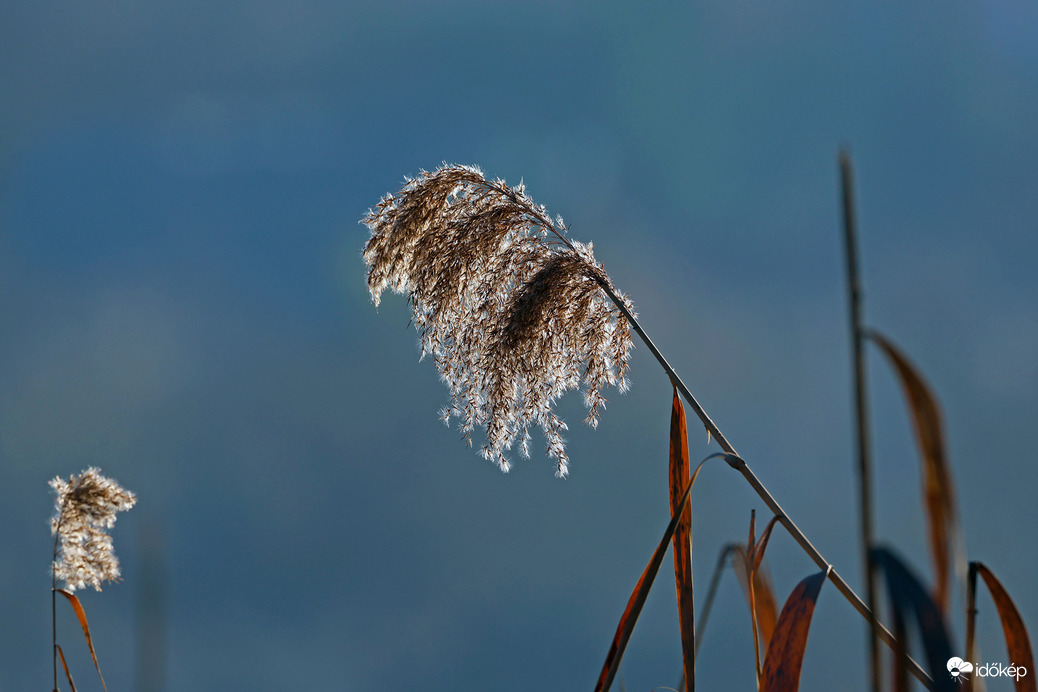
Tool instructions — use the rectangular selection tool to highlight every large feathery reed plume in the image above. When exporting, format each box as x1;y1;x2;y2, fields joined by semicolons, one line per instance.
363;164;635;476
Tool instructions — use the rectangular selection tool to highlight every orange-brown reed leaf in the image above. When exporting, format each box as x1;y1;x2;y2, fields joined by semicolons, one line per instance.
56;589;107;692
55;644;78;692
669;390;695;690
969;562;1036;692
733;517;781;657
595;453;736;692
760;569;827;692
869;330;959;612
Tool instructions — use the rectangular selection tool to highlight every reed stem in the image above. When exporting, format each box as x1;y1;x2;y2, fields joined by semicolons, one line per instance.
840;150;882;692
590;240;934;689
965;562;979;692
52;521;60;692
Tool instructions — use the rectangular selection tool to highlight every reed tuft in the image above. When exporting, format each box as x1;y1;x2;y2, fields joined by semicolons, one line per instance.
50;468;137;592
363;164;634;476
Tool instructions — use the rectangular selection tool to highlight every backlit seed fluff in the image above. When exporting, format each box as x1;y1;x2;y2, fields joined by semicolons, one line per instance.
50;468;136;592
363;164;634;476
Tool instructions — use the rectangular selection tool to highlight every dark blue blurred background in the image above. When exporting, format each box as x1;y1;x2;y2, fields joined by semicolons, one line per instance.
2;2;1036;690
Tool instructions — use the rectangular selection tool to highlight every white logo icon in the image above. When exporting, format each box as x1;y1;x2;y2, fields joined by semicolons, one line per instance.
948;657;974;682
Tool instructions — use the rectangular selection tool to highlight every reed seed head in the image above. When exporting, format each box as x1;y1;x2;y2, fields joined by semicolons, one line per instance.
50;467;136;592
363;164;635;476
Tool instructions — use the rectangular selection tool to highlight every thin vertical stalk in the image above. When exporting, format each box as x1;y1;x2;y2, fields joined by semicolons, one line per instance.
694;545;737;655
965;562;979;692
52;525;60;692
840;150;881;692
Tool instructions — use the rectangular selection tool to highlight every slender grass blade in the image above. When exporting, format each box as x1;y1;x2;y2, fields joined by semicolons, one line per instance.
669;390;695;691
750;515;782;649
56;589;107;692
974;562;1036;692
55;643;78;692
869;330;958;612
731;546;779;655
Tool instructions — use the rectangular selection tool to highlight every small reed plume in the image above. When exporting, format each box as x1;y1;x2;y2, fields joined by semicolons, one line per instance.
363;164;635;476
50;467;137;592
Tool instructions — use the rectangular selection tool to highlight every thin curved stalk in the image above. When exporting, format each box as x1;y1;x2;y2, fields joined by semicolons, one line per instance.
695;545;739;655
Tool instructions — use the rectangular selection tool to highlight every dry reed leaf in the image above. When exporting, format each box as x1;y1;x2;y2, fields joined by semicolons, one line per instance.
594;453;737;692
759;569;827;692
751;515;781;649
728;511;782;664
694;520;781;667
55;643;78;692
871;547;955;692
974;562;1036;692
751;515;782;576
869;330;958;612
731;547;780;651
669;389;695;691
56;588;107;692
730;544;767;686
